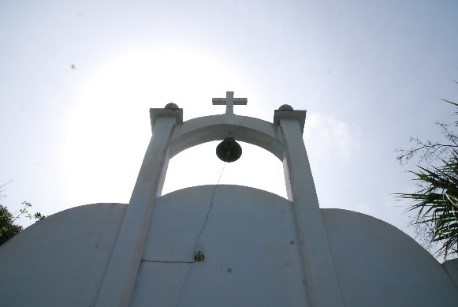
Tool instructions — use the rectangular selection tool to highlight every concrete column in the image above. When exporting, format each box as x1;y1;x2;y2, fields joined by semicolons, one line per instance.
277;112;344;307
95;108;181;307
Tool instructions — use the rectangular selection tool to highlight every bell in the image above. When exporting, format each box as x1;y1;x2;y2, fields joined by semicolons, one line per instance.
216;137;242;162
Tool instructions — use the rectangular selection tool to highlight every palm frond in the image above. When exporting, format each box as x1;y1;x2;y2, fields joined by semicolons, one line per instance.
396;156;458;257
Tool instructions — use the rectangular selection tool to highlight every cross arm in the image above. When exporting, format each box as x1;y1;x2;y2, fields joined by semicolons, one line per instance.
212;98;248;105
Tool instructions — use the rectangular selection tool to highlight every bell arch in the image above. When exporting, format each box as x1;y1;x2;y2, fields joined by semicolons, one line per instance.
166;114;285;161
97;98;344;307
159;114;287;197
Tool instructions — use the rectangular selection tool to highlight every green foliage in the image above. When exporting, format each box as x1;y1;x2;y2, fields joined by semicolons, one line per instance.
18;201;45;221
0;183;46;246
397;157;458;257
397;89;458;258
0;204;23;246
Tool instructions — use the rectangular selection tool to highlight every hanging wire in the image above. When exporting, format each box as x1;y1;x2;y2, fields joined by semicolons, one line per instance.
176;162;227;307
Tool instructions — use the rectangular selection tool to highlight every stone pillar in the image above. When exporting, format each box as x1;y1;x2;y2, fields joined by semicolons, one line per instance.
275;107;344;307
95;106;182;307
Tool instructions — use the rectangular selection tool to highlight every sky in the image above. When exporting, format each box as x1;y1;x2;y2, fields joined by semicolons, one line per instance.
1;0;458;257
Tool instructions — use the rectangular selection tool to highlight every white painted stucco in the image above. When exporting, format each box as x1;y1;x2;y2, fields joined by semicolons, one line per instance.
322;208;458;307
131;185;308;307
1;187;456;306
0;203;127;307
0;99;456;306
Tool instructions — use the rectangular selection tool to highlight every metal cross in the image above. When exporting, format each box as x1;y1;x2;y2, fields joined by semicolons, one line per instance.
212;91;247;115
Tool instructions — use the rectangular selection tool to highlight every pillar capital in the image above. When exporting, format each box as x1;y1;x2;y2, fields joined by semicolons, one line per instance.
273;108;306;133
150;107;183;132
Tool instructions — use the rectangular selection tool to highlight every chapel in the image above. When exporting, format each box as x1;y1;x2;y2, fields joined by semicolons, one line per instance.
0;92;457;306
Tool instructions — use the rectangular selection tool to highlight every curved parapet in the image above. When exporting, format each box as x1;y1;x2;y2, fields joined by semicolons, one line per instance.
167;114;285;160
322;208;458;306
0;203;127;307
131;185;308;306
1;188;456;306
133;186;458;306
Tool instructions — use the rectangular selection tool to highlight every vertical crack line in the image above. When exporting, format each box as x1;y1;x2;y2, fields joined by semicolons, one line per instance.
175;263;194;307
192;163;226;252
175;162;226;307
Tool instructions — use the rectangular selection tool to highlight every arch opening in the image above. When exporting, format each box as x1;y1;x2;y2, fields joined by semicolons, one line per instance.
161;141;287;198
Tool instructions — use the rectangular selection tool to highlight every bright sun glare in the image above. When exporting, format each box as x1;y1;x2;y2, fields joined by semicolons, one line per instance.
61;48;285;208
